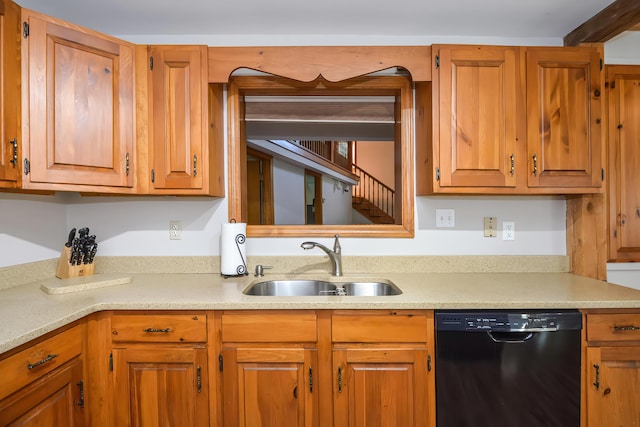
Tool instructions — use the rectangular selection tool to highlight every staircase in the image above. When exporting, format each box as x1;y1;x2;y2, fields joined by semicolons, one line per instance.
352;197;395;224
351;165;396;224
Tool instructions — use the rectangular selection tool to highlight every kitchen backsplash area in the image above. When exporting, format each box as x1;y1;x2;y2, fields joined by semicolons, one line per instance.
0;254;569;291
0;192;567;269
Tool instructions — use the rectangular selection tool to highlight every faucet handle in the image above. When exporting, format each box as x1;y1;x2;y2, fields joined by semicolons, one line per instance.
254;264;272;277
333;234;341;254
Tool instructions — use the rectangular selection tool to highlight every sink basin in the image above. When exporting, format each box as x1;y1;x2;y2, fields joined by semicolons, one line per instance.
242;279;402;296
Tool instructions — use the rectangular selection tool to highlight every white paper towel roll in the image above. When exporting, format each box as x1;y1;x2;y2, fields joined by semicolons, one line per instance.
220;222;247;276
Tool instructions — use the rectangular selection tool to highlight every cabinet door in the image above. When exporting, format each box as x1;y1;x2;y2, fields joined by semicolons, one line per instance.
607;66;640;261
0;0;21;188
434;45;518;188
112;346;209;427
333;347;429;427
22;11;134;190
526;47;602;189
0;358;85;426
586;346;640;426
222;347;318;427
148;46;208;192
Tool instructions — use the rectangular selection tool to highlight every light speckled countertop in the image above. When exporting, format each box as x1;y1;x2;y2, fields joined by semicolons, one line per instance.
2;271;640;354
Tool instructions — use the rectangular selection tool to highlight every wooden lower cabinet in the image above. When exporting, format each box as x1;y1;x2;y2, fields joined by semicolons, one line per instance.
1;309;439;427
332;347;429;427
112;346;209;426
219;310;435;427
583;310;640;426
0;324;85;426
109;312;210;426
219;311;319;427
222;346;318;427
331;311;434;427
585;346;640;426
0;358;85;426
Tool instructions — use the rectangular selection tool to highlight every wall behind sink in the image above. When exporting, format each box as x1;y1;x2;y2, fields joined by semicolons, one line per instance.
1;34;637;269
0;191;566;269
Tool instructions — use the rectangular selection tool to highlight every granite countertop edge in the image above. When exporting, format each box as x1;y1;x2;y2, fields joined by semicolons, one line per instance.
2;271;640;355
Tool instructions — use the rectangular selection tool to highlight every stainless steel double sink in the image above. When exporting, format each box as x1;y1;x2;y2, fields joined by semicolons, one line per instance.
243;279;402;296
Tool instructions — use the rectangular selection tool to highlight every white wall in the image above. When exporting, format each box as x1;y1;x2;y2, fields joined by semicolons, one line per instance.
604;32;640;65
0;193;67;266
273;159;305;225
0;191;567;268
322;177;353;225
10;32;625;269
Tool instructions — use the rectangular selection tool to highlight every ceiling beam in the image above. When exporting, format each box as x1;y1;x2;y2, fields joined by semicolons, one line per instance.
564;0;640;46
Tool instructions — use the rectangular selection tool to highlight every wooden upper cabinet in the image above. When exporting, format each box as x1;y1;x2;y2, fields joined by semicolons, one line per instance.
433;45;519;188
526;47;603;189
0;0;21;188
146;45;224;196
21;9;135;192
606;65;640;261
418;44;603;195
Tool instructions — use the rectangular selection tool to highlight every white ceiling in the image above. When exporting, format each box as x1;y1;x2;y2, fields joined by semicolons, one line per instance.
16;0;615;41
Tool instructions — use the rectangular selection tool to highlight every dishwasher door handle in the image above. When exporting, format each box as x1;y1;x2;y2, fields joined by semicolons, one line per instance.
487;331;534;343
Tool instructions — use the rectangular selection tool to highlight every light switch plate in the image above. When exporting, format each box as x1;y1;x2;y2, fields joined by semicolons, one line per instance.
436;209;455;228
484;217;497;237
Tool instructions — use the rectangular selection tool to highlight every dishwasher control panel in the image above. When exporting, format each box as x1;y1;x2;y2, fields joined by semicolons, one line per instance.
436;310;582;332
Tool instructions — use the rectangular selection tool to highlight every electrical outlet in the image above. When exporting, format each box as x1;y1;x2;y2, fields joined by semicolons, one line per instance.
484;217;497;237
436;209;455;228
169;220;182;240
503;221;515;241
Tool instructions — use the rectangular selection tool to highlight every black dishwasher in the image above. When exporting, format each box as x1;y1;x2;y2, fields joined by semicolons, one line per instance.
435;310;582;427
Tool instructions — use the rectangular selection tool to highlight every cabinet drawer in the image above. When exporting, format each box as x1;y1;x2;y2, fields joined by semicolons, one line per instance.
332;312;428;343
221;312;317;342
111;313;207;343
587;313;640;342
0;325;82;401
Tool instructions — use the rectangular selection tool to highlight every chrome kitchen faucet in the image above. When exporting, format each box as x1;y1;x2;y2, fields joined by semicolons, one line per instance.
300;234;343;276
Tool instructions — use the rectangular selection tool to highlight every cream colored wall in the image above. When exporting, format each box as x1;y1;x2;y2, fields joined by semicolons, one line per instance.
355;141;395;190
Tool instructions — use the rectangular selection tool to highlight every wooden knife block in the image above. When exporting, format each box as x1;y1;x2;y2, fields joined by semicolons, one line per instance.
55;246;95;279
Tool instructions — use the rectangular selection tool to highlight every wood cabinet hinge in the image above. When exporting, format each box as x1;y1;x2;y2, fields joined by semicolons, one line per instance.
149;56;154;70
435;54;440;69
8;138;18;166
602;168;605;182
109;353;113;371
125;153;130;176
427;354;432;372
76;380;85;408
22;21;29;38
435;167;440;181
197;365;202;393
218;354;223;372
151;169;155;183
600;58;603;70
23;158;30;175
309;367;313;393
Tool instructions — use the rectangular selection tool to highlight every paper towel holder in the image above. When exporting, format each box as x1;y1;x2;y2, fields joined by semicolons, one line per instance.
221;219;249;278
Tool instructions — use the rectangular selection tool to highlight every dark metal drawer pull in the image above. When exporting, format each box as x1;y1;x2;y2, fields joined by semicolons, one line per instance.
593;364;600;390
143;328;172;333
27;353;59;369
614;325;640;332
